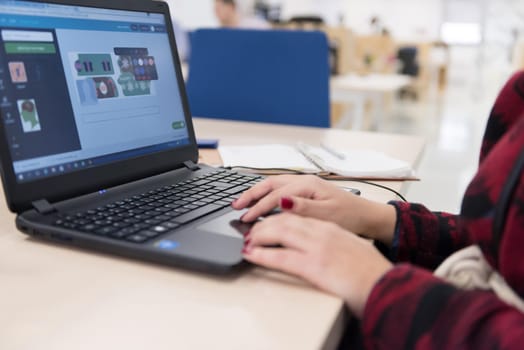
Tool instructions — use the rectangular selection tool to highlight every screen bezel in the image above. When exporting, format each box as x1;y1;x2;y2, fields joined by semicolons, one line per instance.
0;0;199;212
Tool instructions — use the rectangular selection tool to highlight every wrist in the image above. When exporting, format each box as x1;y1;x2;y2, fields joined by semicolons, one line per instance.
350;199;396;245
346;258;393;318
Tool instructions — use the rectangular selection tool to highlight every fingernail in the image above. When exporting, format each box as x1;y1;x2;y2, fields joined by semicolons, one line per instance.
281;197;294;210
244;238;251;247
243;230;251;238
242;244;253;255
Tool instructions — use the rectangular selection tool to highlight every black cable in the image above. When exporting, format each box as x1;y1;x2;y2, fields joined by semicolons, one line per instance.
351;180;408;202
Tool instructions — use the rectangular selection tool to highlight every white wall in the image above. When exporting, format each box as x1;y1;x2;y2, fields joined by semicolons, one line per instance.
267;0;443;40
342;0;442;40
164;0;523;45
165;0;443;41
164;0;218;29
485;0;524;47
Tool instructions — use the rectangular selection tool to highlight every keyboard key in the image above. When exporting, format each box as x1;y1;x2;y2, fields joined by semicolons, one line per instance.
95;226;118;236
152;226;168;233
126;234;148;243
139;230;161;238
224;185;250;195
172;203;223;224
205;181;236;190
162;222;180;229
112;222;131;228
111;227;140;238
145;219;162;225
80;224;98;232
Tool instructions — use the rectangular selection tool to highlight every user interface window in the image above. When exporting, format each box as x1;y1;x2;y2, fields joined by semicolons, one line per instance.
0;1;189;183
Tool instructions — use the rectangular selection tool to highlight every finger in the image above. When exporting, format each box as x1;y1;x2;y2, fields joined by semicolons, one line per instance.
233;175;305;210
232;178;277;210
240;191;282;222
280;196;332;220
240;182;315;222
247;214;315;252
243;247;311;280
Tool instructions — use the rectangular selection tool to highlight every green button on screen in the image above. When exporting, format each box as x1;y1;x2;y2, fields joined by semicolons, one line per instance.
172;121;186;129
5;42;56;54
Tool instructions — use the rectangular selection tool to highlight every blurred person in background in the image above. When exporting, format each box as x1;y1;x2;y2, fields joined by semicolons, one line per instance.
214;0;270;30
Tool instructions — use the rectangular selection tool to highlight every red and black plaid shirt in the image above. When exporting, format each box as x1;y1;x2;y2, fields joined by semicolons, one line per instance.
361;71;524;349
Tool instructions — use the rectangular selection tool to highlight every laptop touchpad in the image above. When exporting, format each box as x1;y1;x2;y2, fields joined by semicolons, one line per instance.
197;210;251;238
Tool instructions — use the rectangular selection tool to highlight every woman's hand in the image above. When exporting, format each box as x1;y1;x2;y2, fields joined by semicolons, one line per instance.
243;213;393;318
233;175;397;244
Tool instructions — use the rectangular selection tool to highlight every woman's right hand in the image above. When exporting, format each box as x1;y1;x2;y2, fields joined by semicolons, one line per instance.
232;175;397;244
242;213;393;318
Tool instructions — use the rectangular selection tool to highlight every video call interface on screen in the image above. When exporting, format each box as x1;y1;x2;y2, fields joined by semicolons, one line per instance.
0;1;189;183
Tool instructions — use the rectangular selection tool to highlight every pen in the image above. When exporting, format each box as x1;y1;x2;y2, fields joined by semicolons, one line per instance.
320;143;346;160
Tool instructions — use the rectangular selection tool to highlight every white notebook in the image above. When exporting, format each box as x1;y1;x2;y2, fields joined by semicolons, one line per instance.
218;143;416;180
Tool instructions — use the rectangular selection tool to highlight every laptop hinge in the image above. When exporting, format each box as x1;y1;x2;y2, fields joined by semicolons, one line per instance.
32;199;57;215
183;160;200;171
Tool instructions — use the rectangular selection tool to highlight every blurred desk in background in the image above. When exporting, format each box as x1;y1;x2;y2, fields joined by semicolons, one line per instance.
330;73;412;130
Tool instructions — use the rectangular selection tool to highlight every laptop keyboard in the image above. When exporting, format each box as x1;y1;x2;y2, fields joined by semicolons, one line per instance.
53;170;262;244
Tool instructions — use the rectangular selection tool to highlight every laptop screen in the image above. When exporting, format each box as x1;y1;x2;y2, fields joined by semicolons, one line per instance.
0;0;190;184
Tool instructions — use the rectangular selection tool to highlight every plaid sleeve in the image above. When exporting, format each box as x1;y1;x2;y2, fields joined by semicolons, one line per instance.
361;71;524;350
386;201;472;269
361;265;524;349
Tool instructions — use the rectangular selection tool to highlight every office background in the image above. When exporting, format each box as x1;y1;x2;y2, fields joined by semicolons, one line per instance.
168;0;524;213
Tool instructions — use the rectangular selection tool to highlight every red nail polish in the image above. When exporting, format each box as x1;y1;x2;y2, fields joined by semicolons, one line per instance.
281;197;294;210
243;230;251;237
244;239;251;246
242;245;253;255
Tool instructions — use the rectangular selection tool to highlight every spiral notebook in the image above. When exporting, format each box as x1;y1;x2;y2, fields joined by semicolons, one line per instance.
218;143;417;180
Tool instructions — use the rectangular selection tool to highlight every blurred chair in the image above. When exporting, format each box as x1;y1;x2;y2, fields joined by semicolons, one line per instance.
397;46;422;100
186;29;331;128
397;47;420;77
288;16;324;29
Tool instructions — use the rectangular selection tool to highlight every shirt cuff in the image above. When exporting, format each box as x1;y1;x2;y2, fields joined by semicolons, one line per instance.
374;202;401;262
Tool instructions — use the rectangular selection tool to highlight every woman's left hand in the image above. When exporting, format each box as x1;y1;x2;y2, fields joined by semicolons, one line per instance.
243;213;393;318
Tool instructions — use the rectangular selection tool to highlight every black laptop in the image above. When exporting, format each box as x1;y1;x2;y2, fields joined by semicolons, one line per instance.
0;0;260;273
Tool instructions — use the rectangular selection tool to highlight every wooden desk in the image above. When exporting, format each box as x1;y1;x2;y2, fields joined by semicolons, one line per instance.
0;119;425;350
331;74;412;130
